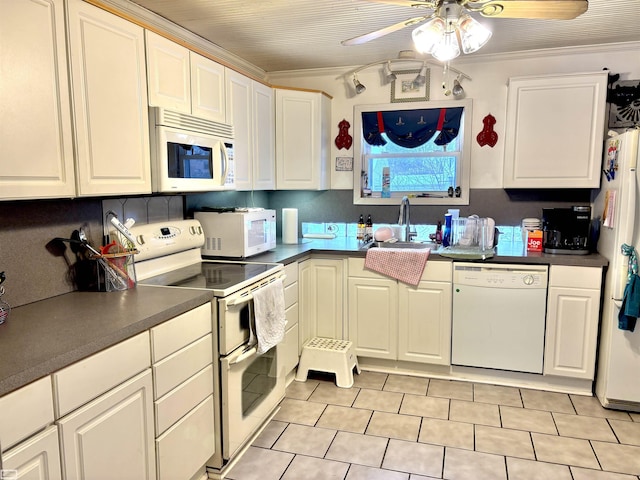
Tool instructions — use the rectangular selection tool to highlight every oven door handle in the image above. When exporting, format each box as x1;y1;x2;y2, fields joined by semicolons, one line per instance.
226;274;286;309
228;345;258;365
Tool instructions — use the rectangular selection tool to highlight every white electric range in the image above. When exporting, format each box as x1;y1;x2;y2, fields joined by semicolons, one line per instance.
130;219;286;476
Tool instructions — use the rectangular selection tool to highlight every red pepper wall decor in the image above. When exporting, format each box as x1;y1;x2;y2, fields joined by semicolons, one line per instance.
476;114;498;148
335;119;353;150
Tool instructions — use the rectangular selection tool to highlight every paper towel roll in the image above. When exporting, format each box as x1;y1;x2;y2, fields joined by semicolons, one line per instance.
282;208;298;244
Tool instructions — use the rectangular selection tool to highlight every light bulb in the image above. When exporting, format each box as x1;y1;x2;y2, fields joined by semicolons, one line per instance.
457;14;492;54
412;17;446;54
353;75;366;94
432;30;460;62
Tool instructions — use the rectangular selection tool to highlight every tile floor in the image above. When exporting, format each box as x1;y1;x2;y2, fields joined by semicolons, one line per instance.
226;371;640;480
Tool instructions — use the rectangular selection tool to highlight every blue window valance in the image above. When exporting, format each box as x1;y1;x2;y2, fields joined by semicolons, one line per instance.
362;107;464;148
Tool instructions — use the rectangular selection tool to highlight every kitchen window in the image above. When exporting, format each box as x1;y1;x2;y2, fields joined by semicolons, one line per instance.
353;100;472;206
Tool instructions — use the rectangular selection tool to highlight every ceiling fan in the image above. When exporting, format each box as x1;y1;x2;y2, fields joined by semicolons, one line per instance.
342;0;588;57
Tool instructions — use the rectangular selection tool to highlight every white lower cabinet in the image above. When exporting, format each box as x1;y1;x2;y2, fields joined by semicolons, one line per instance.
150;302;215;480
348;258;452;365
282;262;300;375
544;265;602;379
298;257;345;349
0;376;60;480
2;425;62;480
57;369;156;480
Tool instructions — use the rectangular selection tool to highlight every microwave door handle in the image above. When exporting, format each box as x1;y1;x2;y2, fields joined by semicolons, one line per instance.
215;141;228;187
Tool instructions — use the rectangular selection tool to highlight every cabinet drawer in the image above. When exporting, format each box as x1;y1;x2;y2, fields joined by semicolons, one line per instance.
549;266;602;289
151;303;212;363
348;257;452;282
155;365;213;436
285;301;299;327
156;395;215;480
284;281;298;308
153;334;213;399
0;377;54;451
54;332;151;417
284;262;298;286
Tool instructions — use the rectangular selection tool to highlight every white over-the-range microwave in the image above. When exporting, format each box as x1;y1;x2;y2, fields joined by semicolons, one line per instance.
149;107;235;193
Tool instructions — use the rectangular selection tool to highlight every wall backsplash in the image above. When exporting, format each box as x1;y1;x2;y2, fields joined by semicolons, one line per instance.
1;187;592;309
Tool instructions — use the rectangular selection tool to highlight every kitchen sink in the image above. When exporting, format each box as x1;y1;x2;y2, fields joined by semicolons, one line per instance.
361;241;436;250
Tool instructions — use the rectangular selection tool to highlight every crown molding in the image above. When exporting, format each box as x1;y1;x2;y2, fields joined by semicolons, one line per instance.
87;0;268;81
267;41;640;79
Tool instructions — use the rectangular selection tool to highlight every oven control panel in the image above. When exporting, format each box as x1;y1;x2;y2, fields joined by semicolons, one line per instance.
129;219;204;261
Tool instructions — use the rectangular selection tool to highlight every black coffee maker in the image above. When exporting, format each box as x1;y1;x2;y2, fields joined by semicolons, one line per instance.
542;206;591;255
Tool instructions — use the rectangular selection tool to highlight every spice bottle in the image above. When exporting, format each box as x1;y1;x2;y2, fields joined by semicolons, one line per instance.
366;215;373;239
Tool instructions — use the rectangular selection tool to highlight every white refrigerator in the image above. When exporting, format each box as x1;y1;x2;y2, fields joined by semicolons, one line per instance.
594;128;640;411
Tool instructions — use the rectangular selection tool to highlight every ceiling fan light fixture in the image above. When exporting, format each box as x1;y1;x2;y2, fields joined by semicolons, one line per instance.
353;75;366;94
432;29;460;62
457;14;492;54
383;61;397;83
412;17;445;54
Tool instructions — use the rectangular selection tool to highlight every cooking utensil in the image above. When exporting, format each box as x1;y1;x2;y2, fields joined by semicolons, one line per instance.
78;229;129;290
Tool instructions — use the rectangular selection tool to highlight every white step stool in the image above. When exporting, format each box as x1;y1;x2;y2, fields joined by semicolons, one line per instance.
295;337;360;388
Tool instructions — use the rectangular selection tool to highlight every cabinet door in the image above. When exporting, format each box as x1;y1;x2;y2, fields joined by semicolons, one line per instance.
3;426;62;480
544;286;600;379
503;71;608;188
252;82;276;190
0;0;75;200
58;370;156;480
275;89;330;190
145;30;190;113
348;277;398;359
190;53;226;123
66;0;151;196
298;258;344;348
398;281;452;365
225;70;253;190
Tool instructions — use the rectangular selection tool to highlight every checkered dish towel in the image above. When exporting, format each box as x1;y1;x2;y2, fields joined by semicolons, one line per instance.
364;248;431;286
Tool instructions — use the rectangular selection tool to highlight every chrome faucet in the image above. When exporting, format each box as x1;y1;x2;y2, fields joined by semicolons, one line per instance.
398;196;416;242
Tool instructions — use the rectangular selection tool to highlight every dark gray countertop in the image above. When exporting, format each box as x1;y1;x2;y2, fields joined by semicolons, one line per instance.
0;286;213;397
245;237;609;268
2;238;607;397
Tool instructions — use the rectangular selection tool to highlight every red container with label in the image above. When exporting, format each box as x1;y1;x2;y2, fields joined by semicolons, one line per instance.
527;230;543;252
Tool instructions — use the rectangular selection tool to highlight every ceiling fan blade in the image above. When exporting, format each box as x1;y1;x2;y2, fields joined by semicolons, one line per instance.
476;0;588;19
361;0;440;8
341;15;431;45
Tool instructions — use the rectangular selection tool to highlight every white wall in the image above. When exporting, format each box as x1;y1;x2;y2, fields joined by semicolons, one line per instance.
268;42;640;190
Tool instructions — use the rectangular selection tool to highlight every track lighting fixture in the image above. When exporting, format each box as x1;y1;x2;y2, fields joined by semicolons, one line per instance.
414;63;428;86
452;77;464;97
345;51;471;97
383;61;397;84
353;75;366;94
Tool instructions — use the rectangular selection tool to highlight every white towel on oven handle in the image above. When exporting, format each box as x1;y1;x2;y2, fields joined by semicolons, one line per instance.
251;278;286;354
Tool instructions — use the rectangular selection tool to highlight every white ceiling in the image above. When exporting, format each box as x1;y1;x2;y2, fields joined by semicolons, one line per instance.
127;0;639;72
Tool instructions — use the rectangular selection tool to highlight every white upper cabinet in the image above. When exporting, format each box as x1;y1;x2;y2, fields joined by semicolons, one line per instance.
67;0;151;196
275;88;331;190
145;30;191;113
503;71;608;189
146;31;226;123
226;70;275;190
0;0;75;200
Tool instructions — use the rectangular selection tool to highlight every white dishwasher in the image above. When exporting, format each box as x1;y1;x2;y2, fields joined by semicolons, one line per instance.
451;263;548;374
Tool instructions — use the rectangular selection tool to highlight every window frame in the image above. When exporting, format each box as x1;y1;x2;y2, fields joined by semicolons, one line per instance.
352;99;472;206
